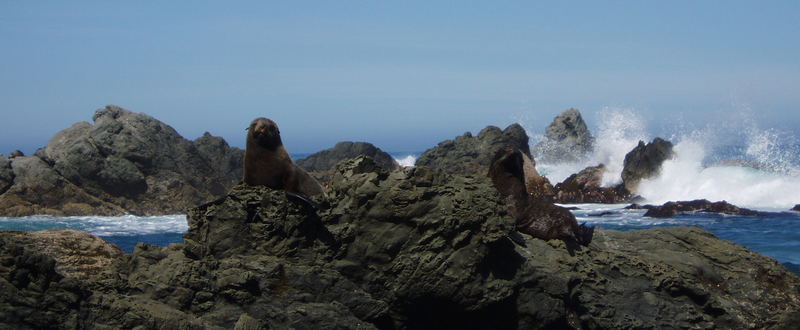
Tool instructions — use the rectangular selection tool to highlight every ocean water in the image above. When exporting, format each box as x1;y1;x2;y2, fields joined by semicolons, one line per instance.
0;108;798;274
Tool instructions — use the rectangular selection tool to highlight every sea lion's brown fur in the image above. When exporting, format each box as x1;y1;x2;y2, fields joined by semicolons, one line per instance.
243;118;324;197
488;146;593;246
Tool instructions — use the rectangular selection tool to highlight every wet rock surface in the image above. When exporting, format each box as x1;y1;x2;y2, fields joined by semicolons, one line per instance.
0;105;244;216
626;199;761;218
532;109;594;163
415;124;530;177
553;164;630;204
621;138;674;193
2;157;799;329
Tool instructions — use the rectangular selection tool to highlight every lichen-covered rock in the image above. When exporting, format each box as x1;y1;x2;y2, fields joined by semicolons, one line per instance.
532;108;594;163
415;123;530;176
0;105;244;216
554;164;630;203
621;137;674;193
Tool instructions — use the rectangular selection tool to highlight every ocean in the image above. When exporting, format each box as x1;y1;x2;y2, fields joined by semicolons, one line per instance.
1;108;798;274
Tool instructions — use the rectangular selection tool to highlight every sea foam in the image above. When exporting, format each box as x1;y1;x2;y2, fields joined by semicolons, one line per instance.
0;214;188;237
527;107;800;210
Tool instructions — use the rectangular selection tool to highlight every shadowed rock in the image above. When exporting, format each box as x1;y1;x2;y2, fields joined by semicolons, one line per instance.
792;204;800;212
626;199;761;218
621;137;674;193
532;108;594;163
416;123;531;177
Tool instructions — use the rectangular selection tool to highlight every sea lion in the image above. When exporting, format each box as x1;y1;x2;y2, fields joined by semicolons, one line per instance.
243;117;325;198
488;146;593;247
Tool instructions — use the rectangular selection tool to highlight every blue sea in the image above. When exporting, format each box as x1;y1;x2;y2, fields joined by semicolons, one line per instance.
1;110;799;274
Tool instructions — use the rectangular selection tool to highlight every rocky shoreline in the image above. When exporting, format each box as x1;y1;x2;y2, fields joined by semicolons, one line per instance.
1;157;798;328
2;106;799;328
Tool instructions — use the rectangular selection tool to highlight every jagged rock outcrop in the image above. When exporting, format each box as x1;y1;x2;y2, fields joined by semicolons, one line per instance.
554;164;630;203
621;137;674;193
532;108;594;163
2;156;799;329
626;199;761;218
415;123;530;177
0;105;244;216
8;150;24;158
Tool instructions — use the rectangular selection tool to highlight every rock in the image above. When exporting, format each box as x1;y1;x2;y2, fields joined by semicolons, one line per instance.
554;164;631;203
193;132;245;185
0;154;12;195
8;150;24;158
6;229;123;281
0;105;244;216
792;204;800;212
1;158;799;328
621;137;674;193
296;141;399;172
296;141;399;185
532;108;594;163
0;231;89;329
626;199;761;218
0;156;125;216
416;123;531;177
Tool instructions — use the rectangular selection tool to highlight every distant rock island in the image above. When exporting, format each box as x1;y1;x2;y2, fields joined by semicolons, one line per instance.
0;105;244;216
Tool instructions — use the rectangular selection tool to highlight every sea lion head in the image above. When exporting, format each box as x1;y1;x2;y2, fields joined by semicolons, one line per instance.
248;117;283;150
488;146;528;198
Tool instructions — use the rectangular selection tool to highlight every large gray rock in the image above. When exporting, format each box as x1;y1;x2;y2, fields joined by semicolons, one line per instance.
1;158;798;328
532;108;595;163
416;123;531;176
0;105;244;216
621;138;674;192
0;156;124;216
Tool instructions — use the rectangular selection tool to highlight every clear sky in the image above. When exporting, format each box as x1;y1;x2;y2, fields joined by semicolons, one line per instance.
2;1;799;154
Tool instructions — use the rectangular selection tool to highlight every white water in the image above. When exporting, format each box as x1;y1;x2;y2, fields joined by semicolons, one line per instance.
394;154;418;167
637;135;800;210
533;107;648;185
528;107;800;210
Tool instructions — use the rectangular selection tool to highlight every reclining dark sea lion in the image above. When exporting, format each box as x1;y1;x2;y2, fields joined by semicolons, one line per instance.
243;117;325;199
488;146;594;247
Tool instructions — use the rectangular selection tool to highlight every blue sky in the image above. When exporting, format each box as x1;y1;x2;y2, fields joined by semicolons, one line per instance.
1;1;799;154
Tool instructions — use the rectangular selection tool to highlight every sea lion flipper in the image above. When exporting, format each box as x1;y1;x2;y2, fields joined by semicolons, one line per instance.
285;191;321;210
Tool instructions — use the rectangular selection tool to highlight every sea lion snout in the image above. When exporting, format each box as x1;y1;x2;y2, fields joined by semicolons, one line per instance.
249;117;282;149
